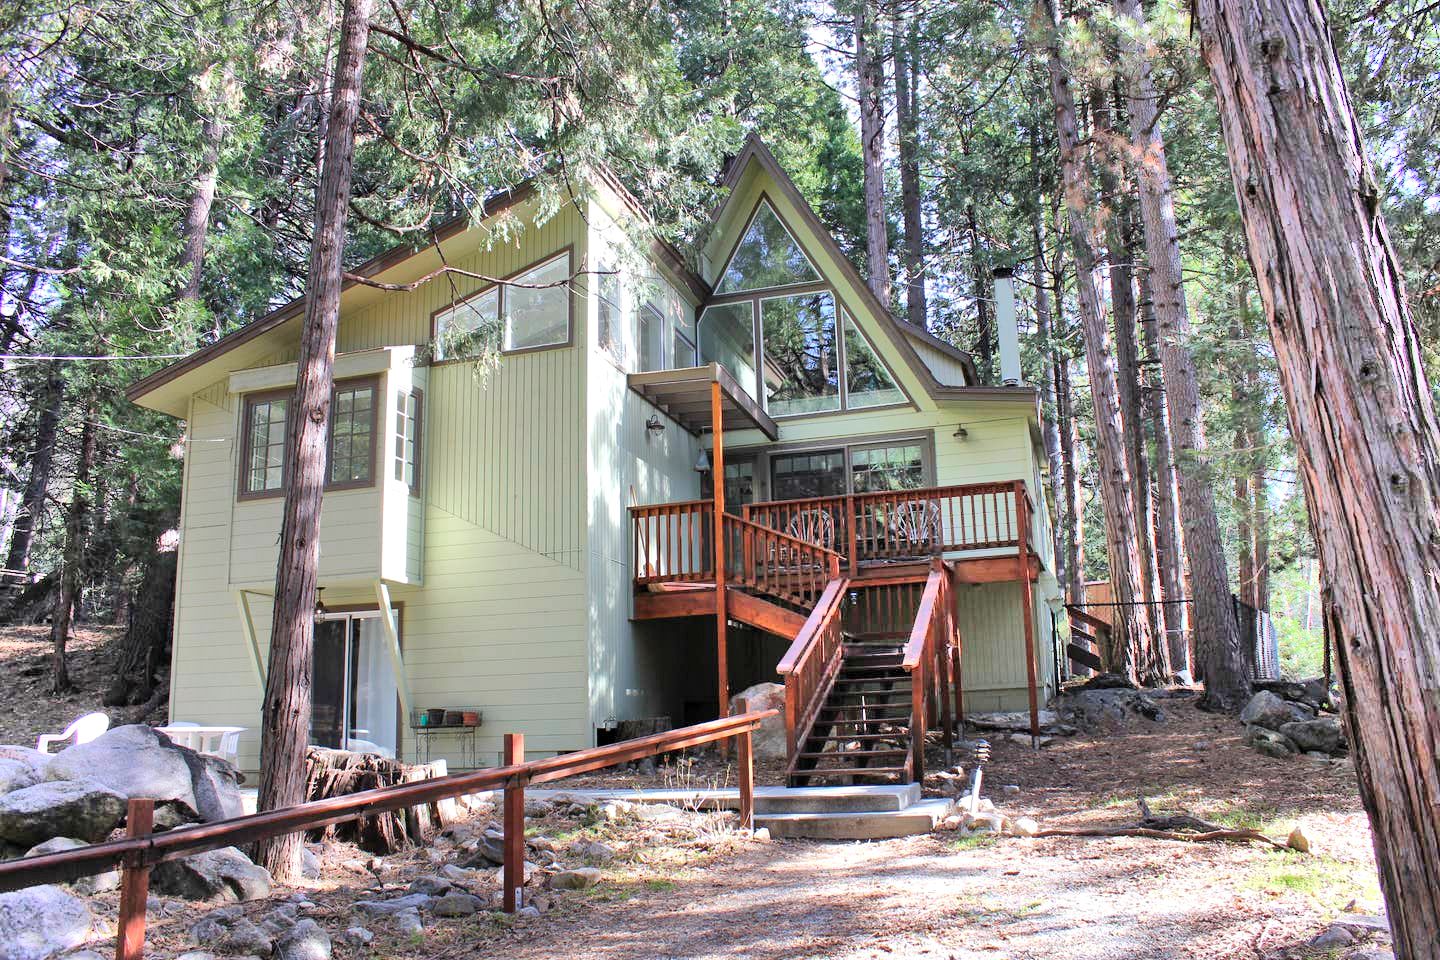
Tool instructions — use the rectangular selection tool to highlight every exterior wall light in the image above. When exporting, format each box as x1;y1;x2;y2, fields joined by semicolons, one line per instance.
645;415;665;434
953;424;970;440
694;448;712;473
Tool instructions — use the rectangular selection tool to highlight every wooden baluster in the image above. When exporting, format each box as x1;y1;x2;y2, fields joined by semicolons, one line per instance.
846;494;858;573
115;798;154;960
503;733;525;913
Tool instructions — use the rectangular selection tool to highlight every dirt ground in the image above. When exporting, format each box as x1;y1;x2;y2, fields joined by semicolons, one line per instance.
79;691;1384;960
0;625;158;748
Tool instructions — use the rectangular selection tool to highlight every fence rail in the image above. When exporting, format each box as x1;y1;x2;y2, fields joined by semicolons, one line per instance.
725;513;842;608
0;709;775;960
775;578;849;770
902;560;959;779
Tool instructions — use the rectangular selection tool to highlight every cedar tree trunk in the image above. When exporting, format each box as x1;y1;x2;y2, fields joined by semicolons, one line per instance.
1196;0;1440;950
255;0;373;880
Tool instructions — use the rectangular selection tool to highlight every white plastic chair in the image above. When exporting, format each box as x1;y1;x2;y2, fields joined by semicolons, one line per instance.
37;712;111;753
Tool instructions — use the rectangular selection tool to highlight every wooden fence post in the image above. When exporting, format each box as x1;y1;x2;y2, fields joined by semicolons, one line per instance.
502;734;524;913
735;698;754;833
115;798;154;960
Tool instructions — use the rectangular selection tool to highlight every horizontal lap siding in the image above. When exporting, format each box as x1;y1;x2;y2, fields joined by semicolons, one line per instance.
167;202;594;773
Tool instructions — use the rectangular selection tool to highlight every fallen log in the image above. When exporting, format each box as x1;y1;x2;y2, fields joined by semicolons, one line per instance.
1032;824;1292;850
1032;799;1296;851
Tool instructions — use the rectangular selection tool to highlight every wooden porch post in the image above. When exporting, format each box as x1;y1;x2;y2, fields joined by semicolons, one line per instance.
735;697;754;831
711;380;729;718
1015;482;1040;739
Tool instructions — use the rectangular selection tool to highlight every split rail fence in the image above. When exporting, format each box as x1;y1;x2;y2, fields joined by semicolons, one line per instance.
0;707;776;960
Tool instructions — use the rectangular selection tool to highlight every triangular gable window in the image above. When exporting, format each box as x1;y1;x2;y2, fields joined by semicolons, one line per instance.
716;200;820;294
843;313;905;408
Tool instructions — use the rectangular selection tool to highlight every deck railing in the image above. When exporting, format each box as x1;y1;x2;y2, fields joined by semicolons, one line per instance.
0;710;775;959
724;513;842;608
632;499;714;585
775;578;850;770
902;560;959;780
744;481;1033;570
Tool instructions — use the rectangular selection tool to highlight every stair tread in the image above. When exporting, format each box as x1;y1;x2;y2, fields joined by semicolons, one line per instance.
796;766;910;777
797;750;907;760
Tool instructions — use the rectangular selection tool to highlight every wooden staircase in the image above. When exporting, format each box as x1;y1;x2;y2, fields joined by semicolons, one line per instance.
779;563;959;787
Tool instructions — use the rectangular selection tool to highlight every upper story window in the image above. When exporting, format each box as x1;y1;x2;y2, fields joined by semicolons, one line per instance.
242;394;289;496
237;377;380;499
761;292;840;417
393;389;422;495
716;200;819;294
699;195;906;419
328;380;377;487
433;251;572;360
596;261;627;367
638;298;665;372
505;253;571;351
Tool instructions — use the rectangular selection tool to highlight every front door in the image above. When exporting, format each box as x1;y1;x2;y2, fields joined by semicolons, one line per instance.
310;611;399;757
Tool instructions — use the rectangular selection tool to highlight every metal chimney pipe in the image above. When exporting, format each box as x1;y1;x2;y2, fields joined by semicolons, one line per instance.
993;267;1022;386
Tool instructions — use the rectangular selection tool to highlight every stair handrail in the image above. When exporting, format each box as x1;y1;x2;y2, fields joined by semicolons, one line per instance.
901;561;956;781
776;576;849;769
724;512;843;607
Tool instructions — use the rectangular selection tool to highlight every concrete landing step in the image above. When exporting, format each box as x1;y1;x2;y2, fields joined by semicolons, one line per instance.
755;797;956;840
526;783;922;815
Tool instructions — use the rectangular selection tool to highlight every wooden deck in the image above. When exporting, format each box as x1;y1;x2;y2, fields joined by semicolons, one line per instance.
629;479;1044;785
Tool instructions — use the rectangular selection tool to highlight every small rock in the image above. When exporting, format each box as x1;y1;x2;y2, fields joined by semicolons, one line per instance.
515;905;541;919
962;812;1007;833
151;847;272;903
408;875;453;897
1192;740;1212;750
392;908;423;936
1280;717;1346;755
0;885;93;960
275;918;331;960
751;827;771;842
175;953;217;960
1001;785;1020;795
1009;817;1040;837
492;862;538;886
937;815;963;832
1311;925;1356;949
550;867;602;891
1344;951;1395;960
61;953;107;960
439;863;475;881
1287;825;1311;853
339;926;374;946
463;835;506;867
215;919;273;955
24;838;121;895
571;839;617;862
523;799;553;818
430;893;481;917
1335;914;1390;934
1240;690;1313;730
354;893;435;916
1244;725;1299;759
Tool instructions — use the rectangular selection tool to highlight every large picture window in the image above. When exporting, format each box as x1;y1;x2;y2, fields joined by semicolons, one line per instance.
699;301;756;388
716;200;819;294
702;195;907;419
851;442;925;492
761;292;840;417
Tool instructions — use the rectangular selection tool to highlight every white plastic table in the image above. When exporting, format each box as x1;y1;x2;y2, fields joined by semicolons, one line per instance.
158;725;245;767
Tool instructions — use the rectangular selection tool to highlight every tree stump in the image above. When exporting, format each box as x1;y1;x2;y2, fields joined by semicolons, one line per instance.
302;748;451;854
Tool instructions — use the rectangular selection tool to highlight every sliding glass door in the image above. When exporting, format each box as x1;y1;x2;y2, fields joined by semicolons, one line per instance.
309;610;399;757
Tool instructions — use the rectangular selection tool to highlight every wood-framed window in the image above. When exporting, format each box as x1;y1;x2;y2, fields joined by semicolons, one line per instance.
328;378;379;488
699;193;908;419
239;390;290;498
393;388;422;496
431;248;574;362
237;376;381;500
